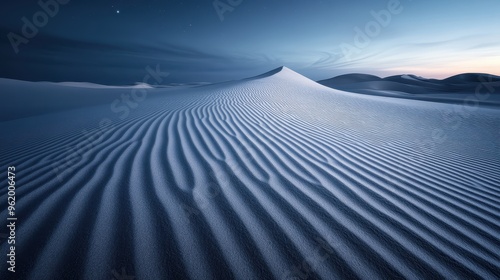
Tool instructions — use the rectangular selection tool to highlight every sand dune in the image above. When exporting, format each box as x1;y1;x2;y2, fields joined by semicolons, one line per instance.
318;73;500;106
1;67;499;279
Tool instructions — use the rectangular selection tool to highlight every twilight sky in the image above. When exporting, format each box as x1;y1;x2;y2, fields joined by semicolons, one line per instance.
1;0;499;84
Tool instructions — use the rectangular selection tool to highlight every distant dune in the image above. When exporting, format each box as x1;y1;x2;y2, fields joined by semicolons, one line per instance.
317;73;382;86
318;73;500;106
1;67;499;279
443;73;500;84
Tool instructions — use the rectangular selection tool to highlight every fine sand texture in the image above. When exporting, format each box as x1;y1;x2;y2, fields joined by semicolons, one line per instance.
1;67;499;279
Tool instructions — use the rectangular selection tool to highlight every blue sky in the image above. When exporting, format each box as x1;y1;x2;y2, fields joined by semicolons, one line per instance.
1;0;499;84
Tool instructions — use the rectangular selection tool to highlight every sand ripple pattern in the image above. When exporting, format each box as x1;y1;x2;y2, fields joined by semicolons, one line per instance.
1;69;499;279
